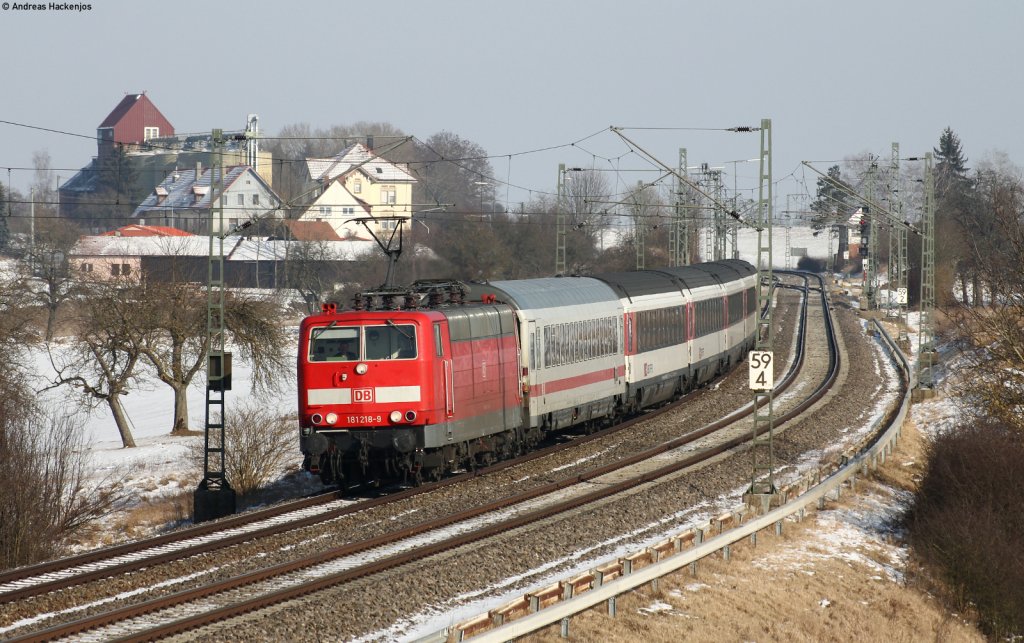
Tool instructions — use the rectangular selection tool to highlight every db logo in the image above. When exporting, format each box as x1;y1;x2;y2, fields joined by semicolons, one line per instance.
353;388;374;403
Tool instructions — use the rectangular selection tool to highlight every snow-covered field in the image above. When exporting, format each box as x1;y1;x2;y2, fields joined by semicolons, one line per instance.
22;224;834;516
8;229;962;639
25;333;304;544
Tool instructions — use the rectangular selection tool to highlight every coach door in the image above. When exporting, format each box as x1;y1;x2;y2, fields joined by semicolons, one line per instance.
686;300;696;364
526;320;539;420
434;322;455;441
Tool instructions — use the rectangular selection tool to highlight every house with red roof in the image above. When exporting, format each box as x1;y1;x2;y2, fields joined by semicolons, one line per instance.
96;93;174;159
59;95;274;228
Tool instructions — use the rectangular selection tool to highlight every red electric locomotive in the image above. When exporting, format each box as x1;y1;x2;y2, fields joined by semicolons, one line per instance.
297;285;524;486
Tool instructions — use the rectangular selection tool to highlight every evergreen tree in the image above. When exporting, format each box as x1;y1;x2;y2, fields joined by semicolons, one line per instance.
809;165;854;229
933;127;970;198
932;127;978;305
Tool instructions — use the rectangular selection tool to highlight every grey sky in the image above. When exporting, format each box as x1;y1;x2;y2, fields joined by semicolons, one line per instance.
1;0;1020;214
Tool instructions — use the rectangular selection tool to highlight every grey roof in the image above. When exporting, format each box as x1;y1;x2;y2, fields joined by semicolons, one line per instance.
470;276;620;311
589;270;682;301
73;235;210;257
306;143;416;184
60;160;100;193
652;259;756;290
133;165;278;216
71;236;376;262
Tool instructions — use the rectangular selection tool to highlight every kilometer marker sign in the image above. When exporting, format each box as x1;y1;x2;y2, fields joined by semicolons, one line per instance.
748;350;774;390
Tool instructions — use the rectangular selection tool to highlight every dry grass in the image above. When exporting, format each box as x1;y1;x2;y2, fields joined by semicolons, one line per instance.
524;420;983;643
68;489;194;550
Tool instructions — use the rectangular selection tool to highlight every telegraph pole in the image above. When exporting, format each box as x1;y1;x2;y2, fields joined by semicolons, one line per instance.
861;160;878;310
634;180;645;270
747;117;776;506
556;164;567;275
890;143;910;341
670;148;689;266
915;152;937;398
714;169;727;261
194;129;236;523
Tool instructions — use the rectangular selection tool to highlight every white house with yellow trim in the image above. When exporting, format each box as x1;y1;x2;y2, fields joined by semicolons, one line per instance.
297;143;416;240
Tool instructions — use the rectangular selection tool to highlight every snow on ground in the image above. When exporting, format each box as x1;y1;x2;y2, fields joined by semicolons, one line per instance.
14;234;945;637
31;334;299;447
389;299;952;642
24;332;305;545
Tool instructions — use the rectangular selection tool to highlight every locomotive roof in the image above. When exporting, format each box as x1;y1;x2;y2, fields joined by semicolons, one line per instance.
469;276;619;310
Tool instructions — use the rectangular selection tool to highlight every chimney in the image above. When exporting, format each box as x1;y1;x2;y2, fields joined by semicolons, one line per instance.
366;135;374;151
196;161;202;180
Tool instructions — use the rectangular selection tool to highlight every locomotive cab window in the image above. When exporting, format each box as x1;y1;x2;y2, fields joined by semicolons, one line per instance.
366;324;417;360
309;326;360;362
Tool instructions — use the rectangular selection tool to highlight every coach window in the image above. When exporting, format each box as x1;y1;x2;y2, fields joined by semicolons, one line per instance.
434;323;443;357
573;322;580;362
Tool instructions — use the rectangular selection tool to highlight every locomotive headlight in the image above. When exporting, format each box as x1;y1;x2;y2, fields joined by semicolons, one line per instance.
355;363;368;375
325;412;338;425
389;410;402;423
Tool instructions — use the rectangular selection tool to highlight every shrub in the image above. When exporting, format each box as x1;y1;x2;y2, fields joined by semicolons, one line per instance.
796;256;826;273
907;420;1024;638
189;401;296;499
0;384;126;570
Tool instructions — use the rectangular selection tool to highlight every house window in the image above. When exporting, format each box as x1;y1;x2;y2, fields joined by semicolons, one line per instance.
111;263;131;276
237;194;245;206
342;207;355;215
381;186;396;204
252;193;259;205
353;180;362;194
144;127;159;141
80;263;93;273
380;219;397;231
319;206;332;216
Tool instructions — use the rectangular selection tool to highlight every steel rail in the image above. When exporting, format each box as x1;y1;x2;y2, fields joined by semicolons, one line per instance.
0;282;792;607
11;276;831;642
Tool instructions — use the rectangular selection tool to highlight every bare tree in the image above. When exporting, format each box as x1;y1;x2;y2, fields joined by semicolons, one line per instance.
285;239;347;314
45;276;149;448
0;405;126;569
17;216;82;341
138;282;291;434
411;132;495;215
945;159;1024;432
31;149;56;207
550;169;615;274
0;271;125;569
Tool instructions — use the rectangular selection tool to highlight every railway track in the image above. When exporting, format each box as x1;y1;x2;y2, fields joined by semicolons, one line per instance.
0;272;798;610
0;273;857;641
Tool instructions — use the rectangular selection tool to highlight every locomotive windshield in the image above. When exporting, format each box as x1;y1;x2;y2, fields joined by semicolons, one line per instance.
365;324;417;360
309;326;360;362
308;324;417;362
